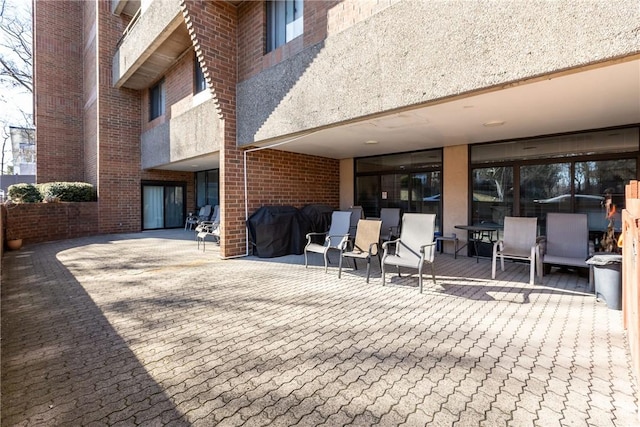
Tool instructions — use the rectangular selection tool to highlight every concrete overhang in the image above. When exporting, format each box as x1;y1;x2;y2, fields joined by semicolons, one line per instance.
113;0;191;90
111;0;140;16
241;58;640;159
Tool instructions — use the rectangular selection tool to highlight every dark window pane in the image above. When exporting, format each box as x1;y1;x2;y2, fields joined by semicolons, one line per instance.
194;56;207;94
149;79;164;121
472;167;513;226
355;175;379;219
521;163;571;218
575;159;636;232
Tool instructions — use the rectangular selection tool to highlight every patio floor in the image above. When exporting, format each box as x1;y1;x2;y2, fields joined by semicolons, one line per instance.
1;229;638;426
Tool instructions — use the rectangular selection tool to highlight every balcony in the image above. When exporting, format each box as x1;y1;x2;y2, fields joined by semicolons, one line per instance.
140;98;222;170
112;0;191;90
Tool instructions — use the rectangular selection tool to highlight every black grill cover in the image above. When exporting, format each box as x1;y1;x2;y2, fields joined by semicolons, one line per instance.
247;206;311;257
301;204;334;244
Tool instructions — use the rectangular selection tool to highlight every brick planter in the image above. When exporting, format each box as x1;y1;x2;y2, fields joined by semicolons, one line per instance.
3;202;100;246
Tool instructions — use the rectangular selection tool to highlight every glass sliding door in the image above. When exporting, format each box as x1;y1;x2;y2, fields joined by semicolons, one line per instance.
142;183;186;230
164;186;184;228
143;186;164;229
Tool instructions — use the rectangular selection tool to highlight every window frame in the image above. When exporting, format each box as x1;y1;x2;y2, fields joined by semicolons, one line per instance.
469;127;640;238
194;56;207;94
266;0;304;53
149;78;165;121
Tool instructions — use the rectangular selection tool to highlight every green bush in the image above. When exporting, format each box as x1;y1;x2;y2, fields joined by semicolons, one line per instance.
6;182;97;203
7;183;43;203
39;182;97;202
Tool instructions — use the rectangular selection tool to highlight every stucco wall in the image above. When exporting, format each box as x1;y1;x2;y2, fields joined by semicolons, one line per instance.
112;0;183;87
141;98;222;169
443;145;469;246
339;158;355;210
237;0;640;145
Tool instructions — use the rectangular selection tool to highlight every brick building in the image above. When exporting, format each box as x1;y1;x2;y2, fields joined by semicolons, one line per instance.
34;0;640;258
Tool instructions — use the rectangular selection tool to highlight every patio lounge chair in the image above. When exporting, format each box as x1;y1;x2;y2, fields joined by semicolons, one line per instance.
537;213;594;286
381;213;437;293
338;219;382;283
491;216;539;285
304;211;352;272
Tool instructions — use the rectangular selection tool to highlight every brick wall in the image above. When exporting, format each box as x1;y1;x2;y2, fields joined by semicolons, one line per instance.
35;1;196;238
34;0;84;183
3;203;100;246
142;50;196;133
96;0;192;234
246;149;340;212
182;0;241;256
183;0;345;257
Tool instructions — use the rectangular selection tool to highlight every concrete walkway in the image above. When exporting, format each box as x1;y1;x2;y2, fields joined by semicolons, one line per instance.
1;230;638;426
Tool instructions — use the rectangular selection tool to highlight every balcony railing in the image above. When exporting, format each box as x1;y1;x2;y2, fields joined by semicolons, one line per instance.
115;7;141;51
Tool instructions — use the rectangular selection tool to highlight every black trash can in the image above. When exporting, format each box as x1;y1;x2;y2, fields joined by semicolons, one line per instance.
586;253;623;310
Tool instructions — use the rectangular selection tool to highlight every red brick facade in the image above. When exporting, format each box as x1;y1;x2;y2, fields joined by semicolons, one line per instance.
35;0;195;237
34;0;343;258
34;0;84;183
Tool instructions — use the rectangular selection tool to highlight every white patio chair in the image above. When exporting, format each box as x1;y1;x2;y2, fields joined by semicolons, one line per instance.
491;216;539;285
381;213;437;293
304;211;352;272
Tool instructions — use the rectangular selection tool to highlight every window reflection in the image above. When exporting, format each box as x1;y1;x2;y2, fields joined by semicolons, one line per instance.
472;167;513;226
574;159;635;232
521;163;571;218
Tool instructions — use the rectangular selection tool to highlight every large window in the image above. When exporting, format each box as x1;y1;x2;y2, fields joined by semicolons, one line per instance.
471;128;639;238
266;0;303;53
355;150;442;231
196;169;219;209
149;79;165;121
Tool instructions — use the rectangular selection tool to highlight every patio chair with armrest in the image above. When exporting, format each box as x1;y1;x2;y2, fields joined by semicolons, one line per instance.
347;206;364;237
379;207;401;243
491;216;539;285
381;213;437;293
304;211;352;272
537;213;594;287
185;204;211;230
196;205;220;250
338;219;382;283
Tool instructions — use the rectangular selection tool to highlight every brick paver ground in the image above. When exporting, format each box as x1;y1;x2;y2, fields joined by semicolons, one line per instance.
2;230;638;426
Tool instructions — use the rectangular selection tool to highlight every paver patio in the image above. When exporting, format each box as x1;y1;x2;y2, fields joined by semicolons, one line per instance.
1;229;638;426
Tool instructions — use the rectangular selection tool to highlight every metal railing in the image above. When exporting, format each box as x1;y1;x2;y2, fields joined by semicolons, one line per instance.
114;6;141;51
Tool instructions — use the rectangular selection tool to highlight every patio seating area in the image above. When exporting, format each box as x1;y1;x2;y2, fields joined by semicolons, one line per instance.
1;229;638;426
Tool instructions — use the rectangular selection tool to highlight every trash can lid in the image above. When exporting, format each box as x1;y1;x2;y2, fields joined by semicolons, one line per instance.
586;252;623;265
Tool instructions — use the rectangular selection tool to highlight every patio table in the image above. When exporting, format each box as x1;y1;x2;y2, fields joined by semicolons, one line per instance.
454;224;498;262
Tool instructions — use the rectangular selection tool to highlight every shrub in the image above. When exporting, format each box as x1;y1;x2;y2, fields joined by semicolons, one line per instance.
39;182;97;202
6;182;97;203
7;183;42;203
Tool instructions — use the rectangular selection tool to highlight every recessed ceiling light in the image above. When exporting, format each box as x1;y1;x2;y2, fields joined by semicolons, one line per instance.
364;140;379;145
463;105;474;109
483;120;505;127
191;164;199;167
